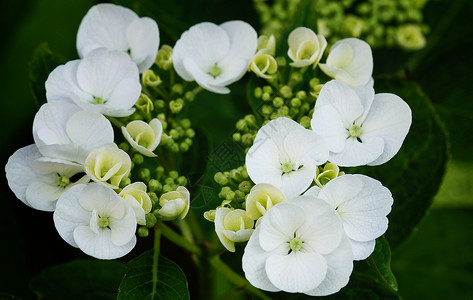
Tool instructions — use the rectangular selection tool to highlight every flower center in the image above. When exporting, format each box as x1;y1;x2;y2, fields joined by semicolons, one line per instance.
57;175;70;187
348;124;362;137
289;237;303;251
93;96;105;105
281;162;293;173
97;217;110;228
209;64;221;78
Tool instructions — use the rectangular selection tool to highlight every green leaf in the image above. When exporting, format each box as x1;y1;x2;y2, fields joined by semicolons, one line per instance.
275;0;318;57
346;76;448;249
118;250;189;299
28;43;67;108
29;259;127;300
366;236;398;292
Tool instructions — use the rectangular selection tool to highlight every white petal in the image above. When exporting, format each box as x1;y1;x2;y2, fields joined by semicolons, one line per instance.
245;136;283;189
349;238;376;261
30;157;83;176
126;17;160;72
317;174;363;209
283;126;328;166
25;181;62;211
363;93;412;166
66;110;114;152
214;207;236;252
77;3;138;57
258;202;305;252
218;20;257;75
223;228;254;242
329;135;384;167
242;226;281;292
73;225;136;259
311;104;348;153
53;184;90;247
266;251;327;293
313;80;364;129
304;235;353;296
108;199;137;246
79;184;126;219
279;161;317;198
76;49;139;105
303;186;321;198
182;58;230;94
173;22;230;81
45;60;91;103
336;175;393;242
293;197;344;255
5;145;44;206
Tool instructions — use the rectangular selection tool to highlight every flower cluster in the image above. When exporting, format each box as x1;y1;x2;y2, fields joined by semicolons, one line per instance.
207;25;412;295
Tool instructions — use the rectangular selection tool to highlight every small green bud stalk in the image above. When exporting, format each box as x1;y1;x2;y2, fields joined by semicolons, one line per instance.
210;64;221;78
98;217;110;228
93;96;105;104
57;175;70;187
289;237;303;251
281;162;293;173
349;124;362;138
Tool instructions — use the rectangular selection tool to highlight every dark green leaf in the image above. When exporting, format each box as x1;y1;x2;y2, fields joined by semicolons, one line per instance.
118;250;189;300
0;293;22;300
28;43;67;108
29;259;127;300
346;76;449;249
366;236;398;292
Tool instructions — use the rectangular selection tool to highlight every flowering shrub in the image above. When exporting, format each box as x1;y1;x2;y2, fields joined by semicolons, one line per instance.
4;0;449;299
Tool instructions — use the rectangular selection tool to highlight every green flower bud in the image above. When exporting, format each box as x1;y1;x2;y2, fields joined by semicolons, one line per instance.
158;186;190;221
154;100;166;110
162;184;174;193
165;177;175;185
273;96;284;108
145;213;158;228
262;85;273;94
261;92;271;102
148;179;162;193
214;172;229;185
244;115;257;127
170;143;179;153
278;106;289;116
290;72;303;84
396;24;426;51
171;83;184;95
120;177;131;188
219;186;232;199
299;115;311;129
296;90;307;100
235;190;246;202
179;142;189;152
290;97;301;107
280;85;292;98
233;132;241;142
132;153;144;165
176;176;187;186
254;87;263;98
137;226;149;237
168;170;178;180
240;167;249;179
139;168;151;182
203;209;216;222
119;142;130;152
236;119;247;131
169;100;183;114
142;69;162;87
226;190;235;201
262;105;272;115
155;45;173;70
241;133;253;146
184;91;195;102
276;56;287;67
186;128;195;138
238;180;252;193
169;129;180;139
135;93;155;114
156;166;165;177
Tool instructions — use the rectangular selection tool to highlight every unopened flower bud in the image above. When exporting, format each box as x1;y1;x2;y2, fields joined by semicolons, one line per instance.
158;186;190;221
142;69;162;87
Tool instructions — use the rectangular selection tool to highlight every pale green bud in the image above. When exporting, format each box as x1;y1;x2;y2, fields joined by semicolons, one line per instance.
142;69;162;87
148;179;162;193
214;207;254;252
155;44;173;70
119;182;153;225
171;83;184;95
137;226;149;237
280;85;292;98
169;100;183;114
135;93;155;115
204;209;216;222
158;186;190;220
246;183;287;220
396;24;427;51
273;97;284;107
145;213;158;228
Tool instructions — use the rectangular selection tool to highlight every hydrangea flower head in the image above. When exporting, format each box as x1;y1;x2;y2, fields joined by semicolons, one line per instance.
311;80;412;167
246;117;328;198
77;3;160;73
242;197;353;296
54;183;137;259
319;38;373;87
46;48;141;117
173;21;257;94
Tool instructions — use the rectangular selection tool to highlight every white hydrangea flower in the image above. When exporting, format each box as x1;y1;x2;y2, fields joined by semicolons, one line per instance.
215;207;254;252
316;174;393;260
5;144;89;211
121;118;163;157
319;38;373;87
242;197;353;296
246;117;328;198
33;102;114;164
84;144;131;189
287;27;327;68
311;80;412;167
119;182;152;225
173;21;257;94
46;48;140;117
245;183;287;221
77;3;160;73
53;183;137;259
158;186;190;221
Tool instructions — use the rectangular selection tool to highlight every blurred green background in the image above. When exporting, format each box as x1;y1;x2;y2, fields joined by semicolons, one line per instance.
0;0;472;299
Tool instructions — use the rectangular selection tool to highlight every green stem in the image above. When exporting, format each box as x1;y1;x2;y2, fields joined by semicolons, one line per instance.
152;85;171;101
209;255;272;300
191;86;203;95
151;224;162;299
160;222;202;255
178;218;195;244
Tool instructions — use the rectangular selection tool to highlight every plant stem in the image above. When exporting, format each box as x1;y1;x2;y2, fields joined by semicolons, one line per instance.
107;116;125;128
151;223;162;299
160;222;202;255
209;255;272;300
